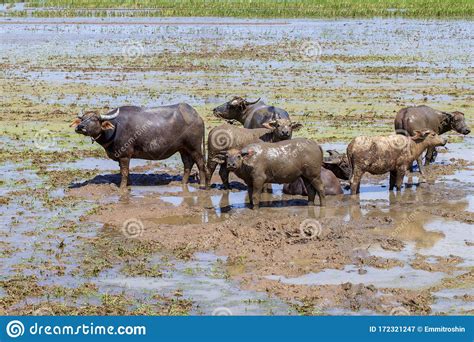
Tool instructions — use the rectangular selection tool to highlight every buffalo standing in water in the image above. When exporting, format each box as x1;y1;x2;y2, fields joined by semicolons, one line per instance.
71;104;207;189
395;105;470;173
213;96;290;128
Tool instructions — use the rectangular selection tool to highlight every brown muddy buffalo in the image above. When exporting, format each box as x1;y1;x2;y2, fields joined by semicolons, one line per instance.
394;105;470;173
207;120;302;187
347;130;447;194
212;139;326;208
213;96;290;128
283;168;343;196
71;104;207;189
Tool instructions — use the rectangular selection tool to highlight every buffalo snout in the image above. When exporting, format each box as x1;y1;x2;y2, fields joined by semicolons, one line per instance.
463;128;471;135
75;124;86;134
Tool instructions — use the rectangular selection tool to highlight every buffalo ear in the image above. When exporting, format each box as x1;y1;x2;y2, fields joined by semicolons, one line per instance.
101;121;115;130
411;130;429;141
291;122;303;131
262;122;273;130
70;118;81;127
211;154;226;164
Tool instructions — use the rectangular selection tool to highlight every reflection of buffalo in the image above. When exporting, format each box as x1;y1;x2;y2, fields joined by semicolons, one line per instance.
71;104;207;189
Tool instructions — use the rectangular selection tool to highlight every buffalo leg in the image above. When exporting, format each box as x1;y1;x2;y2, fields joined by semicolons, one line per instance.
218;165;230;189
180;151;194;184
302;178;316;205
247;185;253;207
395;168;405;191
350;167;363;195
305;176;326;206
118;157;130;188
389;170;396;190
206;159;218;186
190;150;208;188
251;179;265;209
425;147;436;165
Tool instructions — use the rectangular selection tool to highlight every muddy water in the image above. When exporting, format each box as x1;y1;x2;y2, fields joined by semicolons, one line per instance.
97;252;291;315
1;139;472;314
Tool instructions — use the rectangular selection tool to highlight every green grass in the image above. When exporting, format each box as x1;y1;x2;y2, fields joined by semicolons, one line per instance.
2;0;473;18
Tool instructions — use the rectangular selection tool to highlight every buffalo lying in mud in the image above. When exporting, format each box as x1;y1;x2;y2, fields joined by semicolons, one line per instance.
213;96;290;128
283;168;343;196
395;105;470;173
347;130;447;194
207;120;302;187
283;150;348;196
71;104;207;189
213;139;326;209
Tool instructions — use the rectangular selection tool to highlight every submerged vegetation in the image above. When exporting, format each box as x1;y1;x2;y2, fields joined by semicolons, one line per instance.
1;0;473;18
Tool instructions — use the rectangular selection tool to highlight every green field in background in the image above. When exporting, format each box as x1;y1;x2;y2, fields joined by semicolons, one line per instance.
1;0;473;18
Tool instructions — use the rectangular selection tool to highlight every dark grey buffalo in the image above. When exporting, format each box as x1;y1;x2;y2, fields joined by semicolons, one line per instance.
213;97;290;128
207;120;302;187
213;139;326;208
394;105;470;173
322;150;352;180
71;104;207;189
283;168;343;196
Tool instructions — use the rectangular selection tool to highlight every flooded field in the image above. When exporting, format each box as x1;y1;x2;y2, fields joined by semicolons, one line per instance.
0;17;473;315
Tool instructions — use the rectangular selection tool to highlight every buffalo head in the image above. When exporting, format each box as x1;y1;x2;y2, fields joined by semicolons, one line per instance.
213;97;261;120
262;119;302;141
448;111;470;135
322;150;352;180
211;148;255;171
411;129;447;146
70;108;119;139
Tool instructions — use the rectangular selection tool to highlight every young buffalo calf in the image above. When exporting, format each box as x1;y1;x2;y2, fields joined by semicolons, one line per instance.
207;120;302;188
347;130;447;194
213;138;325;208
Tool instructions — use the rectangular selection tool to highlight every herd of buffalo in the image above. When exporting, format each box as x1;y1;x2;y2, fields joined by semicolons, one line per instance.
71;97;470;209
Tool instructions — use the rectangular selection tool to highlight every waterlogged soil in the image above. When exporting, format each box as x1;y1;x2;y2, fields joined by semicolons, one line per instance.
0;17;473;315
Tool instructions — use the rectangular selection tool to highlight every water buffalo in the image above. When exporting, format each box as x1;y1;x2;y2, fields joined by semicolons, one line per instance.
394;105;470;173
213;96;290;128
322;150;352;180
213;139;326;208
283;168;343;196
347;130;447;194
207;120;302;187
71;104;207;189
